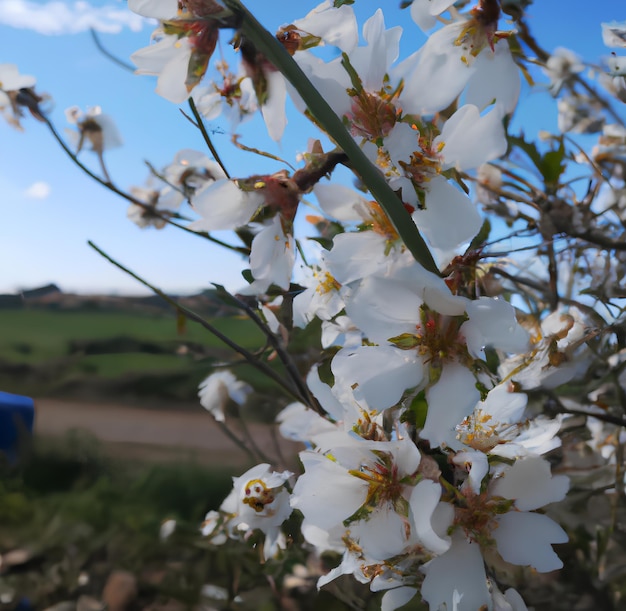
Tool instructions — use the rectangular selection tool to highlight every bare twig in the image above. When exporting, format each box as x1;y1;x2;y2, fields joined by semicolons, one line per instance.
89;28;136;72
88;240;310;405
214;285;319;412
186;99;232;179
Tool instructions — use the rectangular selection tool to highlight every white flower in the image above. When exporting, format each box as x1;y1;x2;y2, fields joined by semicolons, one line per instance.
192;72;258;130
65;105;123;153
397;13;519;116
189;178;263;232
602;21;626;48
320;315;362;349
132;32;195;104
198;370;252;422
607;54;626;77
499;306;590;390
201;509;228;545
542;47;584;95
421;533;491;611
490;466;569;571
127;186;174;230
276;401;336;444
410;0;456;32
292;0;359;54
292;255;343;328
163;149;226;193
455;383;562;458
159;518;177;540
556;94;604;134
422;456;568;609
260;69;288;142
0;63;36;92
238;216;296;294
332;262;527;415
420;364;482;449
223;464;293;559
461;297;530;358
382;104;507;259
291;434;421;549
292;432;452;587
128;0;178;20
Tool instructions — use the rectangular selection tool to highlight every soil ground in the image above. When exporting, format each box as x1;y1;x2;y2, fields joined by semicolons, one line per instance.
33;398;303;469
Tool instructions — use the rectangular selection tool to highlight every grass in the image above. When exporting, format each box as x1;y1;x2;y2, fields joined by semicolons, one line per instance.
0;433;382;610
0;308;291;405
0;433;239;606
74;352;198;378
0;309;263;365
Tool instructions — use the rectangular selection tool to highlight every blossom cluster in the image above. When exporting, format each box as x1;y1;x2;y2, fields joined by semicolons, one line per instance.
121;2;626;609
121;1;581;608
7;0;626;608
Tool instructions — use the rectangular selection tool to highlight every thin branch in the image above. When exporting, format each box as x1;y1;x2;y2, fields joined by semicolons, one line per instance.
167;218;251;254
215;285;319;412
517;18;624;127
89;28;136;72
42;112;250;252
88;240;309;405
214;417;261;463
231;402;272;463
550;403;626;428
231;133;295;170
186;99;232;179
569;229;626;252
490;266;547;293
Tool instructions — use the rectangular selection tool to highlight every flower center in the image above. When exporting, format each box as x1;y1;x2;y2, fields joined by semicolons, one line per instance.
359;201;400;243
456;410;520;452
348;452;411;516
454;0;511;66
453;488;513;546
242;478;276;513
348;89;400;142
389;307;469;370
314;270;341;295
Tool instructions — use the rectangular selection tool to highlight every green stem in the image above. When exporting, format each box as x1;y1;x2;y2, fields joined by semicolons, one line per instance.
222;0;439;275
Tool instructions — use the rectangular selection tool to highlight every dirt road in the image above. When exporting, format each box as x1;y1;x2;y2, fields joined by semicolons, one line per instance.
34;398;303;468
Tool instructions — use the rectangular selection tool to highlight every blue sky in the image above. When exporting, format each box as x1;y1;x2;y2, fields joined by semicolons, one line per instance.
0;0;620;295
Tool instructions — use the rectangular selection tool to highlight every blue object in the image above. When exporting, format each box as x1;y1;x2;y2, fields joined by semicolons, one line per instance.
0;391;35;463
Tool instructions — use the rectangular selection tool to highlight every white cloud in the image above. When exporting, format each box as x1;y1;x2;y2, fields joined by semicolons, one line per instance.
24;181;51;199
0;0;147;35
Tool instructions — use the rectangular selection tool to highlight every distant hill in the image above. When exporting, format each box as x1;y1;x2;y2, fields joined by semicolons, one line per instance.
2;284;237;317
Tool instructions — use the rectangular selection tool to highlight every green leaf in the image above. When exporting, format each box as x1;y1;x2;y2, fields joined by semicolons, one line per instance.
388;333;421;350
307;236;334;250
341;52;364;94
509;134;565;188
508;134;543;170
539;140;566;186
212;283;249;310
468;219;491;250
407;390;429;429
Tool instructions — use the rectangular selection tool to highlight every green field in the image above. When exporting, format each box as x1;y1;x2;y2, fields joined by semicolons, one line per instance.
0;309;262;363
0;308;273;403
